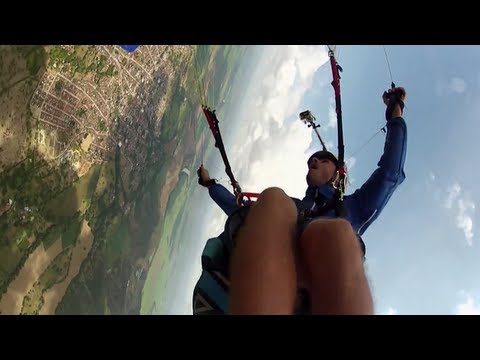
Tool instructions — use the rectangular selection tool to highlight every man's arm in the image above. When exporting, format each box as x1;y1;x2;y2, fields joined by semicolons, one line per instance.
348;115;407;235
198;165;238;216
208;182;238;217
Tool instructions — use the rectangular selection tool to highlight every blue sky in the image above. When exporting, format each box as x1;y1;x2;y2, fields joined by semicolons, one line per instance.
188;45;480;315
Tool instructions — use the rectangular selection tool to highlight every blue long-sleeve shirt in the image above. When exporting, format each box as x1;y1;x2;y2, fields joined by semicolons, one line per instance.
208;116;407;236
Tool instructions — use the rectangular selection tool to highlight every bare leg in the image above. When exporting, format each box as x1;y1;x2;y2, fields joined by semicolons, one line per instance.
229;187;298;314
299;218;374;315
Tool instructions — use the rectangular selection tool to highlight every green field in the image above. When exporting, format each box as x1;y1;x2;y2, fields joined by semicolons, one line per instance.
105;216;130;268
21;285;43;315
142;161;209;314
0;242;23;285
42;225;62;250
0;153;78;282
21;246;72;314
26;48;44;77
95;161;115;197
16;230;31;252
141;174;190;313
5;156;118;313
44;165;101;222
41;247;72;289
160;87;185;143
62;215;82;248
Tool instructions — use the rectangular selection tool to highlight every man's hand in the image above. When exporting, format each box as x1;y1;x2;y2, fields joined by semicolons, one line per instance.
382;87;406;105
197;164;213;187
383;87;406;120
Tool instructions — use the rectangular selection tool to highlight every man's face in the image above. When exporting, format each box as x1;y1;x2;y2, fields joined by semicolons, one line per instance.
307;157;337;186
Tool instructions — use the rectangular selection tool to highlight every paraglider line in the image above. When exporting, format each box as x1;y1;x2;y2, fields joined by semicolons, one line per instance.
382;45;394;86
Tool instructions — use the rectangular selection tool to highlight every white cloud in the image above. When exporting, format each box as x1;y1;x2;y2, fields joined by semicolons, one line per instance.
379;307;398;315
325;140;335;153
450;77;467;94
456;198;475;245
435;76;467;96
230;46;331;200
443;182;475;245
346;156;356;171
206;210;227;238
326;98;337;129
429;172;436;181
444;183;461;209
455;294;480;315
252;122;263;141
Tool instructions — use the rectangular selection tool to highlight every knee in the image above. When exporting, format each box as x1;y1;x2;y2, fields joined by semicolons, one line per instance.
300;218;361;257
257;186;296;209
258;187;288;202
250;187;297;223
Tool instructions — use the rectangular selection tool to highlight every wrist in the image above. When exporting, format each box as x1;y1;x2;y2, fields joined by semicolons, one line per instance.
205;179;217;187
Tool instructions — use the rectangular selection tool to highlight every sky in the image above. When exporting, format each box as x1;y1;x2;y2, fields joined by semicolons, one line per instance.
183;45;480;315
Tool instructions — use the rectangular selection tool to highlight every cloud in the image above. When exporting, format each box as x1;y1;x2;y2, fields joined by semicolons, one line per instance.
346;156;356;171
326;98;337;129
205;210;227;238
455;293;480;315
444;183;461;209
229;46;331;199
443;182;475;245
379;307;398;315
435;76;467;96
429;172;435;181
450;77;467;94
325;140;335;153
456;198;475;245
